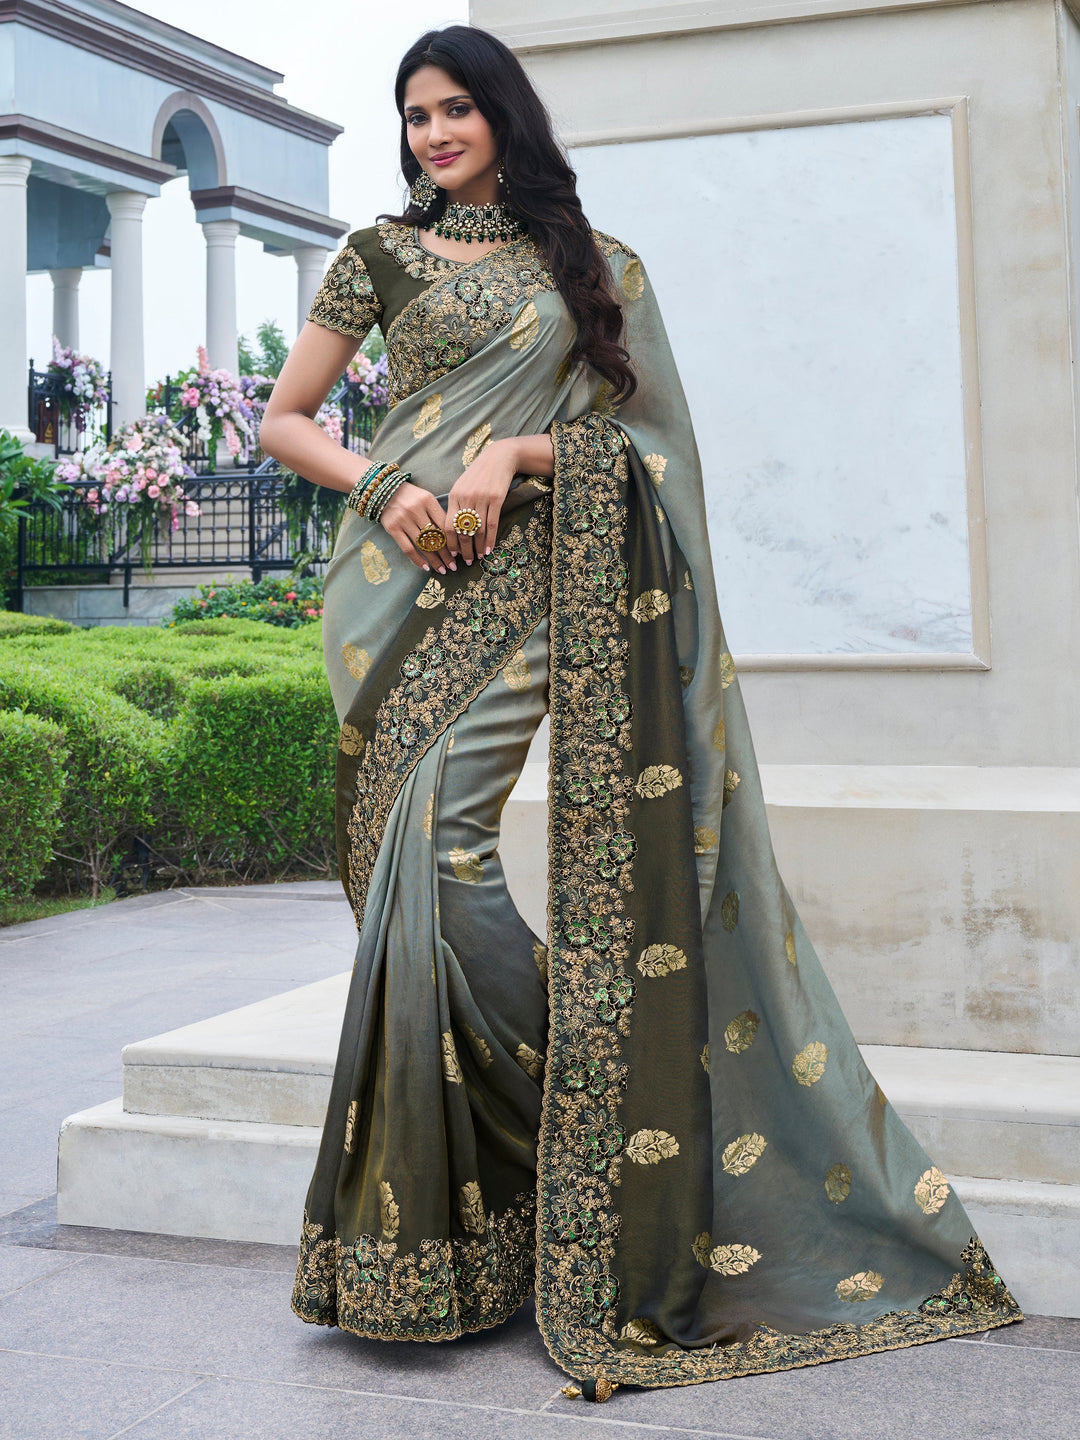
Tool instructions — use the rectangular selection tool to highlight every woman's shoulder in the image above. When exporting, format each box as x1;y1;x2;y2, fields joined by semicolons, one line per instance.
591;229;639;262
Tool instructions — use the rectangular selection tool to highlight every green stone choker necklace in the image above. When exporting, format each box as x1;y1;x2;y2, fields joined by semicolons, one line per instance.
432;200;527;244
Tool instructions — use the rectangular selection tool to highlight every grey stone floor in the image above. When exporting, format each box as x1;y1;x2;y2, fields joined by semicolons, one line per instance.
1;883;1077;1440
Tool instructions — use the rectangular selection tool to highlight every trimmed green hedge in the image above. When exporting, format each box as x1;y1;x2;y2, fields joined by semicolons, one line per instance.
0;615;336;894
0;709;69;901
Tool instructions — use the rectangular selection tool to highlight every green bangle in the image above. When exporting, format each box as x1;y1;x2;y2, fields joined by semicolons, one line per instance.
347;460;398;516
369;470;411;523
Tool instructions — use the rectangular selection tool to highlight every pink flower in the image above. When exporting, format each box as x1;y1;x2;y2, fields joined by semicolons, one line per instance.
285;591;297;600
147;484;160;498
146;467;157;480
87;488;99;502
268;598;277;606
126;434;144;453
185;500;200;517
197;345;210;374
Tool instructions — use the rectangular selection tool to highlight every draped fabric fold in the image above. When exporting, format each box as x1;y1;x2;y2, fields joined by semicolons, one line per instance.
291;224;1021;1389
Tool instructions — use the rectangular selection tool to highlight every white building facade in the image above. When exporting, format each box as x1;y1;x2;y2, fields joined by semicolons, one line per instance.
0;0;348;438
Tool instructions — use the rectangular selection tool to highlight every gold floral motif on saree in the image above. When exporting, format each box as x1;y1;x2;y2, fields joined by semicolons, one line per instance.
625;1129;679;1165
415;578;445;609
635;943;687;978
458;1181;487;1235
501;649;531;691
449;847;484;882
441;1032;463;1084
721;1133;768;1176
515;1042;545;1080
724;1008;760;1053
378;1180;400;1242
825;1163;853;1203
341;642;372;681
360;540;391;585
792;1041;829;1087
633;764;682;798
630;589;670;624
836;1271;885;1302
915;1167;950;1216
463;421;493;465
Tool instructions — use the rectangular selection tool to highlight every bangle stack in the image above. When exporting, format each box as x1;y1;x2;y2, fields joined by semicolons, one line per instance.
346;461;411;522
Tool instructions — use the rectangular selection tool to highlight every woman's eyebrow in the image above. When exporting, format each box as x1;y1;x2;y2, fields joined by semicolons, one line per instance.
404;94;472;114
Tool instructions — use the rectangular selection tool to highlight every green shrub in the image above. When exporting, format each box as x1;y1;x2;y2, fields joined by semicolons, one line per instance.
0;620;335;891
0;709;69;901
0;658;167;893
165;576;324;628
0;611;75;638
162;667;336;877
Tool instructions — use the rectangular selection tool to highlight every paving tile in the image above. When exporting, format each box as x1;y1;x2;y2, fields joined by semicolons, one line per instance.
110;1376;687;1440
0;1193;47;1222
983;1312;1080;1352
0;1243;87;1296
0;1081;120;1195
0;1255;566;1411
0;1350;204;1440
545;1331;1080;1440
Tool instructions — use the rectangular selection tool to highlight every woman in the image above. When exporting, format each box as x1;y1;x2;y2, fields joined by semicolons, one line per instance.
259;23;1021;1401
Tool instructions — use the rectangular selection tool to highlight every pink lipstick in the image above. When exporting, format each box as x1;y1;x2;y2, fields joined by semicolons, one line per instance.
430;152;463;167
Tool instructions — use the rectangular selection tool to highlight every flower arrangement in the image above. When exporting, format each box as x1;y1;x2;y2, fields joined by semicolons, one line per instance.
165;575;324;628
175;346;257;462
346;351;389;410
57;415;200;552
47;337;110;419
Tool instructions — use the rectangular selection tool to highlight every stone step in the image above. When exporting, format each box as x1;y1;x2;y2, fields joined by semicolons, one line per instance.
55;1098;1080;1316
121;973;349;1128
119;971;1080;1190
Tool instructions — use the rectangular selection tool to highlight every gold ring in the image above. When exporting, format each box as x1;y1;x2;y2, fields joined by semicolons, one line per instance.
415;523;447;553
452;507;482;536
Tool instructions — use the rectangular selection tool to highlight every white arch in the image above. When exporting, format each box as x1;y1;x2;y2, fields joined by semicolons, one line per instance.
151;91;228;190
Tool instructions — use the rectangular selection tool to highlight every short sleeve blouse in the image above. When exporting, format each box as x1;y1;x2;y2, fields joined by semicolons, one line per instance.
306;244;383;341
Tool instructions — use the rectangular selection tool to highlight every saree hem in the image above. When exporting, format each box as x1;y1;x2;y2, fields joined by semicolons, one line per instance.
291;1193;536;1343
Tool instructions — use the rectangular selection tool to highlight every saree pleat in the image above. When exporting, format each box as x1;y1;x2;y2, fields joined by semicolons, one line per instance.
293;223;1021;1389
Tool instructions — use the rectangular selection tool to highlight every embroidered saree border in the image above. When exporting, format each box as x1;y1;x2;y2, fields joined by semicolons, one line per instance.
336;502;553;936
534;412;1022;1390
292;1193;536;1343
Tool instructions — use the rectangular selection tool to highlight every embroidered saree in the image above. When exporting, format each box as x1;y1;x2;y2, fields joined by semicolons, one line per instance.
291;221;1021;1393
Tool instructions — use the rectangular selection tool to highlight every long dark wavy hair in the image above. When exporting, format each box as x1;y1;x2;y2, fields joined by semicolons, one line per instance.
380;25;636;402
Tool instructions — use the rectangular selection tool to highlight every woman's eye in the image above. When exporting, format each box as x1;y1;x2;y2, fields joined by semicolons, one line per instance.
407;114;426;126
448;104;471;117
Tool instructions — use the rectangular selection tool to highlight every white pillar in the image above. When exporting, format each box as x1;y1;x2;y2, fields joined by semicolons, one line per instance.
50;268;83;351
0;155;34;445
294;244;329;337
202;218;240;376
105;190;148;427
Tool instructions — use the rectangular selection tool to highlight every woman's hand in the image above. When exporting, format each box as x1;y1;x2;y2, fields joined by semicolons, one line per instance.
444;437;521;566
379;482;459;574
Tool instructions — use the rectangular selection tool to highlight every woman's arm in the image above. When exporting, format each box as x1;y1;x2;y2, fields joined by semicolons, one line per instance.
260;322;461;574
258;322;369;494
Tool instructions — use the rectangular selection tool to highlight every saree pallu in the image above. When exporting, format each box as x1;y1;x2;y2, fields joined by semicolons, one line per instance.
292;232;1021;1391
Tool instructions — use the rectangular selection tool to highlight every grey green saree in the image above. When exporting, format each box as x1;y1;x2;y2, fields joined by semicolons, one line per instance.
291;221;1021;1394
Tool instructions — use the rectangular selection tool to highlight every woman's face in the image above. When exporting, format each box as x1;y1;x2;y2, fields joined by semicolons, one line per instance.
403;64;500;204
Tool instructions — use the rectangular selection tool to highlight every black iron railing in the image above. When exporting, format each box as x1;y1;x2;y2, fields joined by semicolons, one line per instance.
14;373;387;611
27;360;113;457
14;463;300;611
